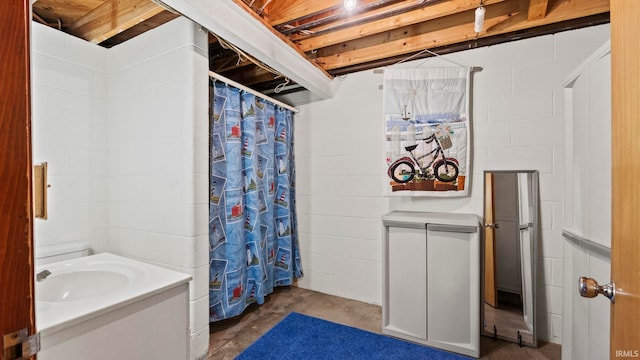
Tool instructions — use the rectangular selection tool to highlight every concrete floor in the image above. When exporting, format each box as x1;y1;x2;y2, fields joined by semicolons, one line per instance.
206;287;560;360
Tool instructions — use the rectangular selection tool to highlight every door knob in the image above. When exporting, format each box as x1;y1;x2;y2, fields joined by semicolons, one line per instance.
578;276;615;303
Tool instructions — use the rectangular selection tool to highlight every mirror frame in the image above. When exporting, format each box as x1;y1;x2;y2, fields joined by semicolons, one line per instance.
481;170;539;348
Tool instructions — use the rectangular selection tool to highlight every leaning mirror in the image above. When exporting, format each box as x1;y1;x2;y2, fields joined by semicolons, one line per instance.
482;170;538;347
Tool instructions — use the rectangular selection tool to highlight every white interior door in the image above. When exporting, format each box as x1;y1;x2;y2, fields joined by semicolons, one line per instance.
562;41;611;360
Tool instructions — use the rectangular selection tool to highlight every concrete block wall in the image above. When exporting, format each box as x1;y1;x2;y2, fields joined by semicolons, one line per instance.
31;22;109;254
106;18;210;359
294;24;611;344
295;69;389;303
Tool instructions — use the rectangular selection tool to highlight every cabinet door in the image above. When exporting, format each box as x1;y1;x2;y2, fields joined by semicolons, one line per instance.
426;225;479;357
385;226;427;340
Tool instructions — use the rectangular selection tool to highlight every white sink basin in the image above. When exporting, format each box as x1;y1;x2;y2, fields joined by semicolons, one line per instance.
35;253;192;335
38;270;130;302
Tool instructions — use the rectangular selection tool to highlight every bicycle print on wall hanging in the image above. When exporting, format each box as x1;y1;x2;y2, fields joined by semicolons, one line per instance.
383;67;471;197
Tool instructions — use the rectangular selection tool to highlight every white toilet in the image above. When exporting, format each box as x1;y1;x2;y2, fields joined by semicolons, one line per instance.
35;241;90;267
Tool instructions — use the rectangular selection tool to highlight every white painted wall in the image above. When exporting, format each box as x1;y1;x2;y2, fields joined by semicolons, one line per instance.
107;18;210;359
294;24;611;344
564;45;612;248
32;22;109;254
31;18;210;360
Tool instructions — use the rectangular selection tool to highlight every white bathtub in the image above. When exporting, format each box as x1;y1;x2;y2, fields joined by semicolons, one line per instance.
36;253;192;360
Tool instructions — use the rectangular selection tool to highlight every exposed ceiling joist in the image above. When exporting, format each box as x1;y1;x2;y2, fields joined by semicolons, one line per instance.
67;0;165;44
276;0;409;35
314;0;609;71
329;13;609;76
266;0;342;26
315;1;519;70
33;0;611;98
32;0;104;26
288;0;443;42
296;0;506;53
528;0;549;21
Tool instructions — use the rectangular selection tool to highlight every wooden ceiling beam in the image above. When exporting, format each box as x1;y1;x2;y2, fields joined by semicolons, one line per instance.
297;0;507;52
267;0;342;26
314;0;608;70
528;0;549;21
289;0;444;41
66;0;165;44
98;10;179;47
276;0;403;34
329;12;610;75
32;0;104;25
313;11;488;66
314;2;500;59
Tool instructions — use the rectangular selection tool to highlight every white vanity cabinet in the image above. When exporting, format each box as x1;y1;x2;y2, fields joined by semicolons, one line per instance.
382;211;481;358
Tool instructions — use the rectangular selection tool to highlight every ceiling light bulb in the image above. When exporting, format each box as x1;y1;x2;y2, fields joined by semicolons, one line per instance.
344;0;357;11
474;6;485;33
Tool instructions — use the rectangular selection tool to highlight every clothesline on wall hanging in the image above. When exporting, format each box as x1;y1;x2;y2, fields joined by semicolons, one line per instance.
209;71;299;113
390;48;483;71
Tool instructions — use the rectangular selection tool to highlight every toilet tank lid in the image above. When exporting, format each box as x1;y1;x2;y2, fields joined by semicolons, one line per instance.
35;241;90;259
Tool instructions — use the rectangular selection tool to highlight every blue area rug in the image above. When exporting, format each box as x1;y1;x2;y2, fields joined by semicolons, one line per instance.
236;312;472;359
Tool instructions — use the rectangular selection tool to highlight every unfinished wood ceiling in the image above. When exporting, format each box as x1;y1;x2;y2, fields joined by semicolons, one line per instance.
31;0;179;47
32;0;610;94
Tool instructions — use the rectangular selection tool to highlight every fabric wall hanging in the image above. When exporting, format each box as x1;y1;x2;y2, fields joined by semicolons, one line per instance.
209;81;303;322
383;67;471;197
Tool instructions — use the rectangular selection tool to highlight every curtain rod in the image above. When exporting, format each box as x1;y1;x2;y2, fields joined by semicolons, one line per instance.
209;71;299;113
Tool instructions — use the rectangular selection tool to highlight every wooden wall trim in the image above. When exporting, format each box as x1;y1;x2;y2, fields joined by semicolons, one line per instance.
0;0;35;344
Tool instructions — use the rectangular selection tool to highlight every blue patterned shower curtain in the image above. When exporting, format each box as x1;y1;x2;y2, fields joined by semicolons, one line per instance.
209;81;303;322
